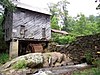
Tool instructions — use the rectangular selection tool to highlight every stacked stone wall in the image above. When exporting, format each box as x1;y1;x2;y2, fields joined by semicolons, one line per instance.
48;33;100;62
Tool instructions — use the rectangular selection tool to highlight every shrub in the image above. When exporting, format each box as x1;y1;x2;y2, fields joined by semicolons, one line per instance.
0;53;9;64
58;35;75;44
73;67;100;75
85;51;93;65
52;33;76;45
92;59;100;67
12;59;27;69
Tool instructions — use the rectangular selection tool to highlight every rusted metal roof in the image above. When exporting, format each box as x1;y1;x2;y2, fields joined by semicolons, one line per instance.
51;29;69;35
13;1;51;15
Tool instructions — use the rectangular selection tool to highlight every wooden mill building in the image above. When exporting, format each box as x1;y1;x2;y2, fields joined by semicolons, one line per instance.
3;1;51;59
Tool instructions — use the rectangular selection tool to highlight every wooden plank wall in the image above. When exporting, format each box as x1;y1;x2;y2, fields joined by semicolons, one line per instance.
12;8;51;40
4;11;13;41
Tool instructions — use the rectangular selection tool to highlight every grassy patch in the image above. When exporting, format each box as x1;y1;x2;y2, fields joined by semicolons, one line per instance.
0;53;9;65
92;58;100;67
12;59;27;69
73;67;100;75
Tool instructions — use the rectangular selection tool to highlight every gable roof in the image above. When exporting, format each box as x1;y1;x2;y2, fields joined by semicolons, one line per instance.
13;1;51;15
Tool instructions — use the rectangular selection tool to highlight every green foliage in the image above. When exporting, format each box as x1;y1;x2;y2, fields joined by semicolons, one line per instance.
0;0;14;51
51;16;59;30
0;15;4;38
13;59;27;69
73;67;100;75
0;0;15;12
62;16;76;31
0;0;15;42
0;53;9;64
70;14;100;36
92;59;100;67
0;15;7;51
52;33;75;44
49;0;100;41
56;35;75;44
48;0;69;30
85;51;93;64
56;0;69;30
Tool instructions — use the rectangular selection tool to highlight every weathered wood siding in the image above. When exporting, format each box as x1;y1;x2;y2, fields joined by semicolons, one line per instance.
4;11;13;41
12;8;51;40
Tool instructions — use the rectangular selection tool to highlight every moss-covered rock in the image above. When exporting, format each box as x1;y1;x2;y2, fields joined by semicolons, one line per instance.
0;52;70;75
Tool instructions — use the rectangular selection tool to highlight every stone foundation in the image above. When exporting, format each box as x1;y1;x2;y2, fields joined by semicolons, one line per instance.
9;39;19;59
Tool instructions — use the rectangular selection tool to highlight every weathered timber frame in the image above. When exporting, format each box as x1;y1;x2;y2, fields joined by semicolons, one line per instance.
3;1;51;59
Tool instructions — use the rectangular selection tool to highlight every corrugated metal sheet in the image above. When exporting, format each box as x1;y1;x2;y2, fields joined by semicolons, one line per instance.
13;1;51;15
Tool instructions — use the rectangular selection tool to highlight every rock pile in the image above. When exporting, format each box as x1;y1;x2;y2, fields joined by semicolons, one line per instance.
48;33;100;62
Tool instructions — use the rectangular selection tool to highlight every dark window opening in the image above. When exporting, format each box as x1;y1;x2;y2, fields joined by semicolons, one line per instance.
20;25;25;38
42;28;46;39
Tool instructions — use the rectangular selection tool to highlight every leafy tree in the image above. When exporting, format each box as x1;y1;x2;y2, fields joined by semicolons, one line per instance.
48;0;69;30
57;0;69;31
71;14;99;36
88;15;95;23
48;3;59;30
49;0;100;45
95;15;100;32
62;16;76;32
0;0;15;52
0;0;15;13
48;3;58;19
0;14;7;51
51;15;59;30
70;14;87;36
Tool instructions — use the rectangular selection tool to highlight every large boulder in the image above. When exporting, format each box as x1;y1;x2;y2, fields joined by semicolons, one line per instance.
43;53;51;67
0;53;43;71
25;53;43;68
50;52;64;67
43;52;72;67
0;52;72;75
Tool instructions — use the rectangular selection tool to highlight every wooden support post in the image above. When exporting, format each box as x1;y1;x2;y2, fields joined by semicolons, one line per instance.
9;39;19;59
